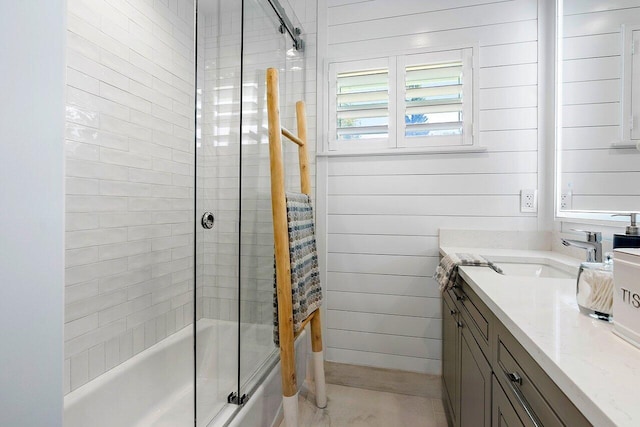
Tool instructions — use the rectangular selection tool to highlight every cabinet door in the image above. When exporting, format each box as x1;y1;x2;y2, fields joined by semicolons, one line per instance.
492;376;525;427
442;294;459;425
459;322;492;427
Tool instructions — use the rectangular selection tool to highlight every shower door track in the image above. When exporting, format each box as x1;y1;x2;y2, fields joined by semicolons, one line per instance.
265;0;304;51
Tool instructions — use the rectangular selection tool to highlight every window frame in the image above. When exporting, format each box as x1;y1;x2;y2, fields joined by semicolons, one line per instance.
325;44;479;154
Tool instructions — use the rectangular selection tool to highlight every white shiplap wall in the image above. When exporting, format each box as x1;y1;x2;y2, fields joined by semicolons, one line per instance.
560;1;640;211
319;0;542;374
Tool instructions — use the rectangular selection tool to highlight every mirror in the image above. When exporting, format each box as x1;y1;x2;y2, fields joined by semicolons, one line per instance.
557;0;640;215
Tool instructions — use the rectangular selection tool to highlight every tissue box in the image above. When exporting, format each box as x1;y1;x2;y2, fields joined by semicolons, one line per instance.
613;248;640;348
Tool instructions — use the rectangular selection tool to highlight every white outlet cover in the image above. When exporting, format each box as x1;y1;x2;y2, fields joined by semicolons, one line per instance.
560;191;573;210
520;189;538;213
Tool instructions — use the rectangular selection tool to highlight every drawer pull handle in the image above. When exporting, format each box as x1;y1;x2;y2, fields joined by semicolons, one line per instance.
507;372;523;385
457;321;463;328
505;373;541;427
456;294;465;302
450;309;456;315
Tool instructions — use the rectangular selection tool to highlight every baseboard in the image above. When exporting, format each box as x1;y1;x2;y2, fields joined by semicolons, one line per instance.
324;361;442;398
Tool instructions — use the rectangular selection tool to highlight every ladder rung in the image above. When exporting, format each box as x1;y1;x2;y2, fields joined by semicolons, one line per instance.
281;127;304;146
293;310;315;339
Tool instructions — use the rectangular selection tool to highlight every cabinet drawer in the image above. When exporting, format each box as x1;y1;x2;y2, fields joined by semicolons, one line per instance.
494;323;591;427
450;280;492;359
492;375;528;427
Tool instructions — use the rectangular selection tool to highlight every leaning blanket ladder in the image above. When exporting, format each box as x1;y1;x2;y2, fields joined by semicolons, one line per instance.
267;67;327;426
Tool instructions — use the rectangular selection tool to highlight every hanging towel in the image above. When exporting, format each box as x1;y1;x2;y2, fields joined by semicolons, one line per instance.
434;253;503;292
273;192;322;346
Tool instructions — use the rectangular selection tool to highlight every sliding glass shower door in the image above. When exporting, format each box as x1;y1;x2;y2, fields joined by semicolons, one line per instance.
238;0;290;399
195;0;242;424
195;0;307;423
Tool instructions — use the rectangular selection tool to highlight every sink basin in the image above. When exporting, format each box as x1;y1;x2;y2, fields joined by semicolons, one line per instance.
493;262;575;279
476;254;579;279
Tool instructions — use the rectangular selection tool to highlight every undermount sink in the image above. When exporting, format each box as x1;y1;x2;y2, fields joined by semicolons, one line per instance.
480;256;578;279
493;262;576;279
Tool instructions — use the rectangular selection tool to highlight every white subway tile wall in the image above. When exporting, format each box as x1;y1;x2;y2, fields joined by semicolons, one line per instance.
64;0;196;393
65;0;316;394
195;0;242;327
196;0;317;333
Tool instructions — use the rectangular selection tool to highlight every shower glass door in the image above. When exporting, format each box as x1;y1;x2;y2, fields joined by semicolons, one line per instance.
195;0;242;425
196;0;306;424
238;0;307;400
237;0;288;398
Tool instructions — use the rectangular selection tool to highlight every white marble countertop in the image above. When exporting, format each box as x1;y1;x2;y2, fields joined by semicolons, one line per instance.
440;246;640;427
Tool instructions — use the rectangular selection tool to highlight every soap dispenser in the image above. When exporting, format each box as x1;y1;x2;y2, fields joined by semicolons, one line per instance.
613;213;640;249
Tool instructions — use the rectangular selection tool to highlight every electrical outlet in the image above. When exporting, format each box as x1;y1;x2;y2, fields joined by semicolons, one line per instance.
520;189;538;213
560;191;573;210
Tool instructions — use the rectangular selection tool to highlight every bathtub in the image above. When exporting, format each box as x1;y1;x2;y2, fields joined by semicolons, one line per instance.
64;319;306;427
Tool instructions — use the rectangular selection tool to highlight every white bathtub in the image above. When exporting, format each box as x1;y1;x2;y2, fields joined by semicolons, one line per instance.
64;319;306;427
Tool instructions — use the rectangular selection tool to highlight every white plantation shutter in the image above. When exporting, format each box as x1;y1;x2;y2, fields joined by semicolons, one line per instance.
336;69;389;139
404;64;463;134
328;48;474;152
399;49;473;147
329;57;394;150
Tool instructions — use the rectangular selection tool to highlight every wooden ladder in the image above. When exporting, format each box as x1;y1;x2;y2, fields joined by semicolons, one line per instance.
267;67;327;426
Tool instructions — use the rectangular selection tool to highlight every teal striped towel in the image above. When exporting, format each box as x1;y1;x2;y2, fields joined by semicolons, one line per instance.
273;192;322;346
434;253;503;292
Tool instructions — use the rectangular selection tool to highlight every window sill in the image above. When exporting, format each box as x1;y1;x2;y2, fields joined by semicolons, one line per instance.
316;145;487;158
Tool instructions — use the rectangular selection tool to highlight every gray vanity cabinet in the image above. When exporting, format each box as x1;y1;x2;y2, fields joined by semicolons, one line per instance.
442;278;592;427
442;292;460;425
442;282;492;427
459;323;492;427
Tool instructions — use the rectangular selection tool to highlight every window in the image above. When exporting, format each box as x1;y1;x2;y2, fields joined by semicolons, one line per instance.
328;47;475;152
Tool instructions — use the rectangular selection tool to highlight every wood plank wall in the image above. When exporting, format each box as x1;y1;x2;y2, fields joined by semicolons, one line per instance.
320;0;541;374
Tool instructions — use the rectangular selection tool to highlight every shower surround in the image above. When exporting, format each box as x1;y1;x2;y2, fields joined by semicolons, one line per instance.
64;0;196;394
63;0;317;425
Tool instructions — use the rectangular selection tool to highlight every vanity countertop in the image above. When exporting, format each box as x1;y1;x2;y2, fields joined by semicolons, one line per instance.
440;246;640;427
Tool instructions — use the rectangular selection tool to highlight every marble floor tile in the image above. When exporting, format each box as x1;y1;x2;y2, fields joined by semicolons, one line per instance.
431;397;446;414
279;382;448;427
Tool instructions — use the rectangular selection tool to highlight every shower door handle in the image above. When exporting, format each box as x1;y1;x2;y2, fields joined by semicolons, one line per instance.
201;212;215;229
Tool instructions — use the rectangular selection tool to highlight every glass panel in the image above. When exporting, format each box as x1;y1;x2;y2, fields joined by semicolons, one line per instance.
195;0;242;425
240;0;305;400
238;0;294;397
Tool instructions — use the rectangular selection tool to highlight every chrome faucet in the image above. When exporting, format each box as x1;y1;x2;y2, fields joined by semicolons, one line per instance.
561;230;602;262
